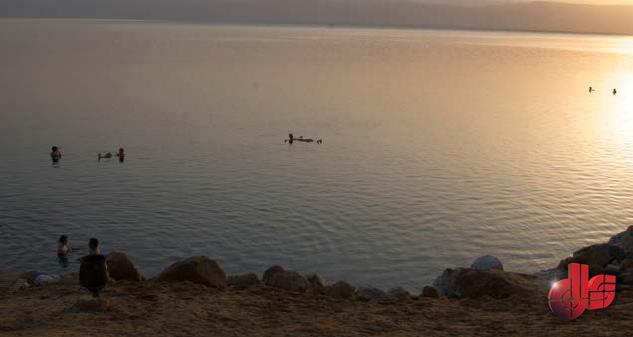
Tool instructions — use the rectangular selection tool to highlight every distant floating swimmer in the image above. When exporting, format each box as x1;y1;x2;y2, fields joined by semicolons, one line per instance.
589;86;594;93
98;152;113;160
613;88;618;95
284;133;322;144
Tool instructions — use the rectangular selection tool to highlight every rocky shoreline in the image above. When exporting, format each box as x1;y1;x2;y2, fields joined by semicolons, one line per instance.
2;226;633;336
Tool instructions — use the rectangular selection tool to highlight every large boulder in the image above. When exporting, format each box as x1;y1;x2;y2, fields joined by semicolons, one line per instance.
357;286;388;301
106;252;143;282
471;255;503;271
433;268;540;299
324;281;356;299
262;266;309;292
155;256;227;289
228;273;260;289
557;244;625;270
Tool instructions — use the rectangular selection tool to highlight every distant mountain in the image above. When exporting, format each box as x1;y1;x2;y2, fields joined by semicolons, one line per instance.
2;0;633;35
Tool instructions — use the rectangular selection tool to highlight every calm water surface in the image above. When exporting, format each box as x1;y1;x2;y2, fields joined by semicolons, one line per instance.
2;20;633;290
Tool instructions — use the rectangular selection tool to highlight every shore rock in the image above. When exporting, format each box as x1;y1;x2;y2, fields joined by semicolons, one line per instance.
421;286;439;298
106;252;143;282
262;265;284;284
306;274;327;293
433;268;539;299
557;244;625;270
357;286;388;301
155;256;227;289
324;281;356;299
621;226;633;254
471;255;503;271
433;268;463;298
608;228;628;247
387;287;411;299
228;273;260;289
20;271;62;286
262;266;309;292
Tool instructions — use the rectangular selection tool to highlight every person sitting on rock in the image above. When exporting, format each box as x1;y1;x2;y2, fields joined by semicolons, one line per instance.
57;235;71;256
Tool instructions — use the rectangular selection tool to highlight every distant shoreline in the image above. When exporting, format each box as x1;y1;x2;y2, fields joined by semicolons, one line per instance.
2;17;633;39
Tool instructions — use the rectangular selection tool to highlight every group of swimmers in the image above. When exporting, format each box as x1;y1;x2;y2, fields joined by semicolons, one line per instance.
49;146;125;163
284;133;323;145
589;86;618;95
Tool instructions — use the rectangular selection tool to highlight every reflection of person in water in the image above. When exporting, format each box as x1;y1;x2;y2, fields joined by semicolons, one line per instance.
50;146;62;162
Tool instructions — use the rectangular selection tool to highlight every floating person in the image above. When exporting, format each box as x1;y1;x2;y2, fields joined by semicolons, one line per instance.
50;146;62;162
116;147;125;162
57;235;71;256
285;133;321;144
98;152;113;161
613;88;618;95
589;86;594;93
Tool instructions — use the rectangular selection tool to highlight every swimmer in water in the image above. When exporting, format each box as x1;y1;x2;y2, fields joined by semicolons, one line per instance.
116;147;125;162
58;235;71;256
89;238;101;255
613;88;618;95
589;86;594;93
50;146;62;162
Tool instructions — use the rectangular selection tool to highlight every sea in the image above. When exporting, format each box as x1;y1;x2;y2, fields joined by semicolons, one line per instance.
2;19;633;290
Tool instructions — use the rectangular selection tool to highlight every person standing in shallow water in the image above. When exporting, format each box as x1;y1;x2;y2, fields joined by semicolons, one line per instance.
116;147;125;162
57;235;71;256
50;146;62;162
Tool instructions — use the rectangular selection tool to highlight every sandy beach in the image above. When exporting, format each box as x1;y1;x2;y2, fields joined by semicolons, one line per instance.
1;273;633;337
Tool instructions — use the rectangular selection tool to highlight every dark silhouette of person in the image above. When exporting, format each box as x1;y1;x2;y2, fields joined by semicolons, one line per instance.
613;88;618;95
50;146;62;162
116;148;125;162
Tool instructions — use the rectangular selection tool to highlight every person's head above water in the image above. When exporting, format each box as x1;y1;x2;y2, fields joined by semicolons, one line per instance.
289;133;294;140
51;146;58;152
59;235;68;244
